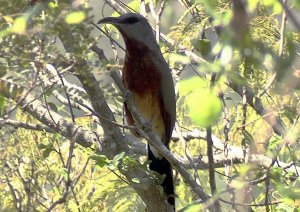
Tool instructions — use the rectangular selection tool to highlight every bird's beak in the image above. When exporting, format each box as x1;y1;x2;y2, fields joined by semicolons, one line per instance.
97;17;119;25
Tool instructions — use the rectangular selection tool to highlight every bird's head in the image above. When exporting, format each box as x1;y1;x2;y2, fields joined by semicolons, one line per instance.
98;13;158;51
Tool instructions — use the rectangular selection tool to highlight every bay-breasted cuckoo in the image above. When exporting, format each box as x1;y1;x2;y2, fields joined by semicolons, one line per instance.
98;13;176;208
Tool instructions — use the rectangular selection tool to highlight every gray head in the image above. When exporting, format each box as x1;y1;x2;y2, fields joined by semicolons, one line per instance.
98;13;158;51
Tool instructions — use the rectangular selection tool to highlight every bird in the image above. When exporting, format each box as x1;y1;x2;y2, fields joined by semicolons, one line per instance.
98;13;176;209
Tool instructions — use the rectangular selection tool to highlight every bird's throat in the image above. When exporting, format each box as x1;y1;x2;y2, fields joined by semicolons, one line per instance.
122;37;161;96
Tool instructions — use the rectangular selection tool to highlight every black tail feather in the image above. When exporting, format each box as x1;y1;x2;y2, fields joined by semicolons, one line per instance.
148;144;175;208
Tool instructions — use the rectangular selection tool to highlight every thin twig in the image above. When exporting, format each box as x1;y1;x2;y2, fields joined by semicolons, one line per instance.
219;198;282;207
277;0;300;31
4;170;21;212
206;73;221;211
258;0;288;98
279;0;288;58
91;23;125;51
221;94;237;210
0;118;54;133
241;85;248;160
175;124;202;186
264;172;270;212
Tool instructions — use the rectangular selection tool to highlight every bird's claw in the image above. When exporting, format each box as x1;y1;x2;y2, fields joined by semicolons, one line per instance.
124;90;134;102
141;120;152;131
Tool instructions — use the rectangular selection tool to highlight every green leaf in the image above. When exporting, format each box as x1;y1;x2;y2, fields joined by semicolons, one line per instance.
65;11;86;25
48;1;58;8
198;61;223;73
192;38;211;58
107;163;118;171
185;88;222;128
122;156;139;167
178;77;208;96
38;143;54;159
231;179;246;189
52;133;61;140
262;0;282;14
227;71;247;85
0;68;7;78
166;53;190;66
183;203;203;212
179;77;222;127
195;0;217;12
277;185;300;199
239;164;252;176
90;154;108;167
0;96;7;115
112;152;125;162
241;129;254;145
270;167;284;182
60;168;69;180
42;148;53;159
268;138;282;150
132;178;140;184
247;0;260;12
48;102;58;112
295;0;300;10
282;106;297;123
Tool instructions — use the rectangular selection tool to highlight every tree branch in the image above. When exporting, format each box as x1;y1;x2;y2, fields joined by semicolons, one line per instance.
0;79;101;149
226;74;286;137
111;71;210;202
277;0;300;31
56;23;179;211
0;118;54;133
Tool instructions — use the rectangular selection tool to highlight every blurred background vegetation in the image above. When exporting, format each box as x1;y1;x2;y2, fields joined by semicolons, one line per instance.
0;0;300;211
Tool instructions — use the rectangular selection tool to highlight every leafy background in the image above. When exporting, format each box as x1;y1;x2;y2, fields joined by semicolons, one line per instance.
0;0;300;211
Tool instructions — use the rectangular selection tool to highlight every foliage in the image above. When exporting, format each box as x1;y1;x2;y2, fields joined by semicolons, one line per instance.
0;0;300;211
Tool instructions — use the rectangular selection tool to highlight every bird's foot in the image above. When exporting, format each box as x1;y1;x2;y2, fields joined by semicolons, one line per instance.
124;90;134;103
141;120;152;131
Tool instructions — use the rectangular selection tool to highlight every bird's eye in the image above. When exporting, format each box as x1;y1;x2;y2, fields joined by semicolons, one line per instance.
126;17;138;24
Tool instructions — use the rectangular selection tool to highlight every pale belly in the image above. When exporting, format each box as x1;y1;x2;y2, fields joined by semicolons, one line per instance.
134;92;166;143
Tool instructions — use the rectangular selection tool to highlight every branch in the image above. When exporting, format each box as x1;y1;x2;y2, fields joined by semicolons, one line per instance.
0;79;101;149
277;0;300;31
57;25;178;211
127;128;300;176
103;0;128;14
226;74;286;137
258;0;288;98
4;170;21;211
178;129;300;173
101;0;287;138
0;118;54;133
91;44;109;64
111;72;210;202
41;63;93;112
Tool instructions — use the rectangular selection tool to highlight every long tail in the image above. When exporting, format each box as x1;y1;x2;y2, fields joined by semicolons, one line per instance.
148;144;175;208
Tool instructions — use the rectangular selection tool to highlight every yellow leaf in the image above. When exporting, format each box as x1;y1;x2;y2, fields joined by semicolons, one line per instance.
10;16;27;34
48;1;58;8
65;11;86;25
3;16;14;24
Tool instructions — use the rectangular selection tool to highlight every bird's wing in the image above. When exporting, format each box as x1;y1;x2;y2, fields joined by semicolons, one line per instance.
156;57;176;144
